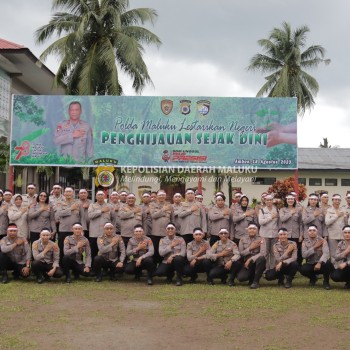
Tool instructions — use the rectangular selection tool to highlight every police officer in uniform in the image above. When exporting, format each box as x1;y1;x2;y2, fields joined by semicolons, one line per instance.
237;223;266;289
265;228;299;288
31;228;63;283
183;227;212;283
154;222;186;286
94;222;125;282
125;225;155;285
54;101;93;162
0;223;31;283
300;225;332;289
62;223;91;283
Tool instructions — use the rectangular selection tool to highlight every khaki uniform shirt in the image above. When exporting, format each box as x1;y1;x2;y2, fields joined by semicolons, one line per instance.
126;236;154;260
232;206;257;240
273;240;297;265
63;235;91;267
178;201;207;235
239;235;266;262
209;239;240;265
150;202;173;237
279;207;302;239
208;205;231;238
55;199;82;232
0;203;9;236
302;237;329;264
8;205;29;239
0;236;31;265
28;204;56;233
88;202;116;238
54;119;93;162
32;239;60;267
325;206;346;240
97;233;126;263
302;207;324;238
334;240;350;267
159;236;186;263
187;239;210;261
258;206;279;238
119;205;143;238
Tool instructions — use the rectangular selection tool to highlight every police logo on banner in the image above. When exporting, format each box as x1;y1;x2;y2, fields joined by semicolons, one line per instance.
95;166;115;187
161;99;173;115
180;100;191;115
197;100;211;116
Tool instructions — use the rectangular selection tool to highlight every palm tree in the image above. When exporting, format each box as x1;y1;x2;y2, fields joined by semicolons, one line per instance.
247;22;330;115
35;0;161;95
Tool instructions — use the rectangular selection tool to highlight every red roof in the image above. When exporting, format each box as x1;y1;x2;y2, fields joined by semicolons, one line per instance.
0;38;25;49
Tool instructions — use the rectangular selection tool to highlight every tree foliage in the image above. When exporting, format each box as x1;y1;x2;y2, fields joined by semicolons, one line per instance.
247;22;330;115
35;0;161;95
267;176;307;202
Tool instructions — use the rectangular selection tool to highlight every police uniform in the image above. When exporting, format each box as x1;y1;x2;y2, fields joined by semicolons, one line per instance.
178;201;207;244
56;199;82;262
330;240;350;287
154;236;186;285
94;233;126;280
0;236;31;281
149;201;173;265
119;204;143;246
125;236;155;282
28;203;56;244
208;239;241;285
88;202;116;261
237;235;266;286
62;235;91;281
183;238;212;282
300;237;332;288
208;205;231;245
0;203;9;238
31;239;63;281
54;119;93;162
265;240;299;286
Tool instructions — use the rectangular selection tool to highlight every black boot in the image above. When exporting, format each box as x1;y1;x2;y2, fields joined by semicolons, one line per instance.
285;276;293;289
65;273;71;284
95;274;102;282
2;272;8;284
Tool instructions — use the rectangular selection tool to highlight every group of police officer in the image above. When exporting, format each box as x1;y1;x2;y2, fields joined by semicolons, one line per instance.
1;184;350;289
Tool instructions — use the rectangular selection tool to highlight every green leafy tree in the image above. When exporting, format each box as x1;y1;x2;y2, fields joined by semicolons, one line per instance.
0;140;9;172
247;22;330;115
35;0;161;95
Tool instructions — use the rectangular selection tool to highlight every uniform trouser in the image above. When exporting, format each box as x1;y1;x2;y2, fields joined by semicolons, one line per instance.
58;231;72;264
88;237;98;267
331;266;350;283
125;257;156;278
289;238;303;266
209;235;220;246
93;256;124;276
264;237;277;270
237;256;266;283
121;236;131;249
328;239;342;265
31;261;64;278
62;256;90;278
154;256;186;279
183;259;213;278
208;261;243;281
83;230;89;240
30;231;40;247
299;261;333;283
149;235;163;266
265;261;299;281
0;253;27;278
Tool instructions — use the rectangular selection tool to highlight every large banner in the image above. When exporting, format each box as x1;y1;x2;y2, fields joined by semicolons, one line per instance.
10;95;297;169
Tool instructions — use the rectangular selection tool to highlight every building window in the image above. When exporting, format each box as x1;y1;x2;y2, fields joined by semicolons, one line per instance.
309;178;322;186
252;177;276;185
325;178;337;186
341;179;350;186
298;178;306;185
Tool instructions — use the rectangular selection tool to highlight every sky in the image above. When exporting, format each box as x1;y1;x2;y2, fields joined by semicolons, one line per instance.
1;0;349;148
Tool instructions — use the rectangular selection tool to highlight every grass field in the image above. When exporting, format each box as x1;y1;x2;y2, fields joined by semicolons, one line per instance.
1;273;349;350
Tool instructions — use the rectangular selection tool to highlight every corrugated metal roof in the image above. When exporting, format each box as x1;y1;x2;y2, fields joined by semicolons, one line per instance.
298;148;350;169
0;38;25;49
